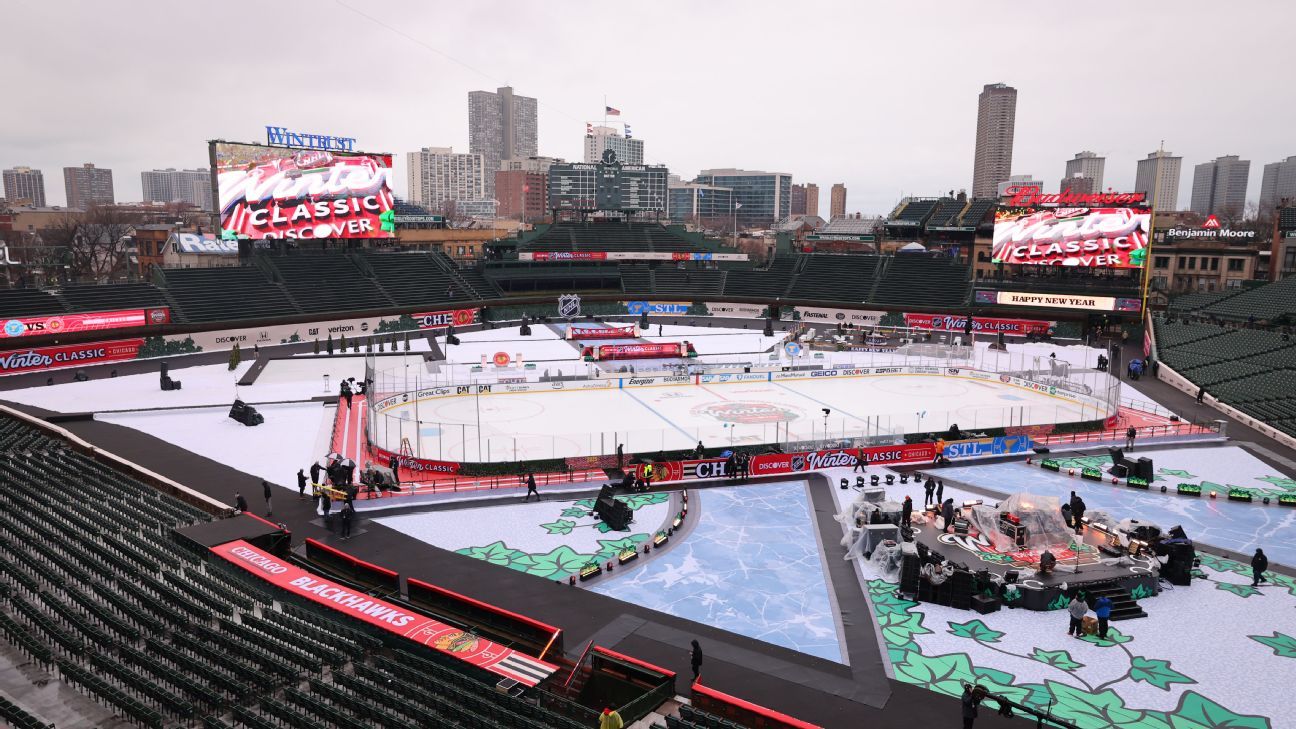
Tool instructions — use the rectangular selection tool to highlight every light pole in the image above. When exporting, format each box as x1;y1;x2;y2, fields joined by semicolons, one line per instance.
732;202;742;249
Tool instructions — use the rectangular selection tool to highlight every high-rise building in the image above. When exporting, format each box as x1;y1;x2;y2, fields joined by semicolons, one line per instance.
830;183;847;218
468;86;538;198
668;181;735;224
1259;156;1296;212
1058;173;1097;195
1134;149;1182;212
694;169;792;225
63;163;115;210
804;183;819;217
997;174;1043;198
583;126;644;166
971;83;1017;198
406;147;485;212
790;184;808;216
495;170;548;222
140;168;213;210
1190;155;1251;217
2;167;46;207
500;156;563;173
1063;151;1105;191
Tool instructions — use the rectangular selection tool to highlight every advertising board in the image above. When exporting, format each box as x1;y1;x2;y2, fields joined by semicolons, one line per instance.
903;313;1053;336
413;308;479;330
635;443;938;482
942;435;1034;459
705;302;767;319
977;290;1142;313
793;307;885;326
519;251;747;262
212;141;395;240
3;308;170;339
623;301;692;316
992;207;1150;268
0;339;145;375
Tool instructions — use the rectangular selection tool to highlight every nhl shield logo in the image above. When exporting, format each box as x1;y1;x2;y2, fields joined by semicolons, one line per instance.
558;294;582;318
790;455;807;471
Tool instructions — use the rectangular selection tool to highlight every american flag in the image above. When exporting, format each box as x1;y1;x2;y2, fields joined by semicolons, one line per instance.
605;106;621;116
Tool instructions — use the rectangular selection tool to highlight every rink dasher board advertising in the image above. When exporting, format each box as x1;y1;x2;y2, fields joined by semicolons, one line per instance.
636;442;940;482
163;308;479;350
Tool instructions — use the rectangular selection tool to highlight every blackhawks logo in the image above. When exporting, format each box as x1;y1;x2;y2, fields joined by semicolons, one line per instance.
435;630;481;654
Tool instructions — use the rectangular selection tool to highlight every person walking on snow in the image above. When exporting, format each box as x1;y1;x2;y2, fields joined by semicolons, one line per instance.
340;502;355;539
936;480;945;504
1125;425;1137;451
1252;548;1269;586
523;473;540;502
262;479;273;516
923;477;935;505
310;460;322;486
1067;595;1088;638
901;495;913;527
296;469;308;500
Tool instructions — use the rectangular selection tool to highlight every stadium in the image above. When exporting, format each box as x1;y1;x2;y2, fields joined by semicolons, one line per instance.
2;24;1296;726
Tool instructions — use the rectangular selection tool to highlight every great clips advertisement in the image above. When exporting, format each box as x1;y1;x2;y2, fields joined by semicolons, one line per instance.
214;142;395;240
992;207;1150;268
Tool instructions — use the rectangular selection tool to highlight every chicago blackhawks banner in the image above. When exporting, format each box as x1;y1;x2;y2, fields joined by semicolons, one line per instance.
636;442;938;482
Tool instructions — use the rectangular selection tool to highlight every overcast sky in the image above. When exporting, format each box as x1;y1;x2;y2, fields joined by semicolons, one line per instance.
3;0;1292;214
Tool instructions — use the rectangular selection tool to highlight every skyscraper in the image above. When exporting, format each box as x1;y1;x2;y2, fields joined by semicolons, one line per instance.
141;168;213;210
804;183;819;218
468;86;538;198
406;147;485;212
63;163;115;209
2;166;46;207
583;126;643;165
1190;155;1251;217
1063;151;1105;191
971;83;1017;198
695;169;792;225
1134;149;1182;212
1259;156;1296;212
790;184;807;215
830;184;847;219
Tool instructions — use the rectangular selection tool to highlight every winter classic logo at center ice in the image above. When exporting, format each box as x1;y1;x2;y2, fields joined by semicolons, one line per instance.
692;401;804;424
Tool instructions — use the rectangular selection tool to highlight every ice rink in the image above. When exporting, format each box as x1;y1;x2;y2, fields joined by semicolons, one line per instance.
373;372;1094;462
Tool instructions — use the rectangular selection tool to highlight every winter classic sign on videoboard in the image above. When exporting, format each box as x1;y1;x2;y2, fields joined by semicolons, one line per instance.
992;207;1150;268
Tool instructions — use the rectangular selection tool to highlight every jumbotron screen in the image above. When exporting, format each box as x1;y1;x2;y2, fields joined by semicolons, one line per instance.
992;207;1150;268
549;162;667;212
211;141;395;239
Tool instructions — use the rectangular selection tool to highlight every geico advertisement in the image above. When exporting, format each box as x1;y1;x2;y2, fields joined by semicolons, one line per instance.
214;142;395;240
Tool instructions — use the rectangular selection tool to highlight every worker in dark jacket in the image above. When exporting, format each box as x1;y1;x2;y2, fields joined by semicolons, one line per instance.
941;498;956;533
296;469;308;500
689;640;703;683
961;684;983;729
901;495;913;527
234;491;248;513
310;461;322;485
1252;549;1269;586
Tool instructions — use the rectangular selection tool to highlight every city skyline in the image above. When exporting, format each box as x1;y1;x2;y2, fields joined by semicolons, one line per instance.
2;1;1292;215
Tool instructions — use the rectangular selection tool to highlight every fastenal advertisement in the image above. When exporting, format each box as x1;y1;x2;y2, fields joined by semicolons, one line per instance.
992;207;1150;268
213;141;395;239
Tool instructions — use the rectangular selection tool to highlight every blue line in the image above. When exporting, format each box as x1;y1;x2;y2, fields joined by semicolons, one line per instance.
772;380;872;424
620;387;696;441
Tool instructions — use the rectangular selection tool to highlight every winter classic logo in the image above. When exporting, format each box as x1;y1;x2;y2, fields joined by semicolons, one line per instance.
692;401;803;424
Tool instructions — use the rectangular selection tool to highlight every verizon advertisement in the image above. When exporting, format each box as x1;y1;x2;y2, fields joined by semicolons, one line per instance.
794;307;885;326
992;207;1150;268
904;313;1053;336
981;290;1142;313
3;308;170;338
637;443;938;482
212;540;555;686
0;339;144;375
213;141;396;240
414;308;479;330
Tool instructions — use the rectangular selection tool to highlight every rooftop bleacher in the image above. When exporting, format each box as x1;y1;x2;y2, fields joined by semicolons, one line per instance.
871;255;971;308
958;198;997;228
885;198;941;229
924;198;967;229
521;222;704;253
785;254;879;302
818;217;880;236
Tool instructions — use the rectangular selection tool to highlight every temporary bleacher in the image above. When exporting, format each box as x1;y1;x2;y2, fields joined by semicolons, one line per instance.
871;255;971;308
653;267;725;297
884;197;941;236
0;289;65;318
521;222;703;253
158;266;298;323
1166;289;1245;315
55;282;169;314
721;256;798;299
958;198;997;229
361;252;458;307
923;198;967;230
620;264;653;295
785;254;879;302
1198;275;1296;322
261;253;394;315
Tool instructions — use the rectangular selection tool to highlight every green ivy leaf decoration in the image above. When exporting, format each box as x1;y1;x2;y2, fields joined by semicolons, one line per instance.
592;534;648;562
892;651;977;698
1129;656;1195;691
878;609;932;650
1158;468;1196;479
1129;583;1154;600
560;506;589;518
1167;691;1270;729
1047;593;1071;611
1044;681;1148;728
1249;631;1296;659
1080;626;1133;647
572;498;596;509
616;492;670;510
1030;648;1084;672
1256;476;1296;491
505;552;537;573
1216;582;1262;599
526;545;597;579
946;619;1004;643
455;541;524;567
540;519;577;535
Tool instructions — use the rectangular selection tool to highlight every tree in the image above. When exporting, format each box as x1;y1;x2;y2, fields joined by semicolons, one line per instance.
48;205;142;283
313;338;319;355
378;339;385;352
327;334;334;355
228;343;241;371
340;334;348;352
404;332;411;351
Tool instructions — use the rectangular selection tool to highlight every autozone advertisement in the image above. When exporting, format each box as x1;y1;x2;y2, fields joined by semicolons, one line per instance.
413;308;479;330
211;541;555;686
3;308;170;338
636;443;938;482
992;207;1150;268
904;313;1054;336
793;307;885;326
213;141;396;240
0;339;144;375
